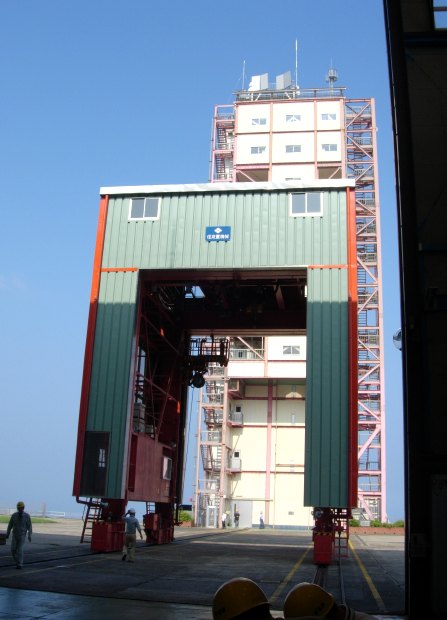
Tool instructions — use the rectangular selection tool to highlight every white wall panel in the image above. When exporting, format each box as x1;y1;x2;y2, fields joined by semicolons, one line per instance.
316;131;342;162
316;100;342;130
237;104;271;133
268;336;307;359
235;134;270;164
267;362;306;378
271;474;313;526
272;101;315;131
275;400;306;424
272;132;314;163
271;164;315;181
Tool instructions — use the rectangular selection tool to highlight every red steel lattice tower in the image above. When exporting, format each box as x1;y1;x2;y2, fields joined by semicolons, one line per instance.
209;82;386;521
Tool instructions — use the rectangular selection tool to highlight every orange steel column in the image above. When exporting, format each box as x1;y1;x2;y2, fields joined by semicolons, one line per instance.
347;186;359;508
73;195;109;496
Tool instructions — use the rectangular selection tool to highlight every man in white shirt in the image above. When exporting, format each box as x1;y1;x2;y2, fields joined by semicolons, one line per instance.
6;501;32;569
121;508;143;562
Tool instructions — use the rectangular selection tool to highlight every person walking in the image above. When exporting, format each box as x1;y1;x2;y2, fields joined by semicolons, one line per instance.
6;501;32;569
234;510;240;527
259;511;265;529
221;511;227;529
121;508;143;562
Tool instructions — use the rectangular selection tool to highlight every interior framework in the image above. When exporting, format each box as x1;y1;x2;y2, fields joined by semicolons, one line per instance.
135;268;307;504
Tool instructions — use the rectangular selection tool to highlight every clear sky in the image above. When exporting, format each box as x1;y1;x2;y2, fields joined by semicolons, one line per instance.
0;1;404;521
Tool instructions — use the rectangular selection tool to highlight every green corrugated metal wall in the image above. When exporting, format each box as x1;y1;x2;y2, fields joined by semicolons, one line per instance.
102;191;347;269
87;271;139;497
305;268;349;507
87;187;350;502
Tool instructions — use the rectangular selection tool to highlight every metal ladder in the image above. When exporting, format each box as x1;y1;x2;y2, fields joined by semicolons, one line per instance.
80;498;102;543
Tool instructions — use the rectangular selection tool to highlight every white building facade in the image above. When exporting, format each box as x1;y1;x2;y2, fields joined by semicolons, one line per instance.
195;335;313;529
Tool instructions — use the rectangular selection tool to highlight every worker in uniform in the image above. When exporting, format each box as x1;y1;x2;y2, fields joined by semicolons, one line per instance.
213;577;281;619
6;501;32;569
121;508;143;562
283;582;379;620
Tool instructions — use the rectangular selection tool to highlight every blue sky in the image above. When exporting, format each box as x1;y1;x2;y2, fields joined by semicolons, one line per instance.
0;1;404;521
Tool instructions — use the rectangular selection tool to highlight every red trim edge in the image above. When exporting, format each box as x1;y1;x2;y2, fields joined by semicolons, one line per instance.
347;187;359;508
73;195;109;497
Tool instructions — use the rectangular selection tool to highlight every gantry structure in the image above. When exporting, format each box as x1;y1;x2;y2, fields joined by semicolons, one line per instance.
207;80;385;522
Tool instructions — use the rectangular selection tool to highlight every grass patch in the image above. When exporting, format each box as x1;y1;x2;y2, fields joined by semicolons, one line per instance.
0;516;58;524
349;518;405;528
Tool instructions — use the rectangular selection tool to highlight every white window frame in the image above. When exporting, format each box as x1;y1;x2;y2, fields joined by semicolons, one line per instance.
250;146;266;155
321;113;337;121
289;192;323;217
285;145;301;153
322;143;338;152
129;197;161;220
251;117;267;126
283;345;301;355
286;114;301;123
98;448;106;468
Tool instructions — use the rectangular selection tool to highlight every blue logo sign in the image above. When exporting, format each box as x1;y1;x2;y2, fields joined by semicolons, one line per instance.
205;226;231;242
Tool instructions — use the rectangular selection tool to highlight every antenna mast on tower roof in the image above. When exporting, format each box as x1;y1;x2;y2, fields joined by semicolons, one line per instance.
295;39;299;88
326;62;338;92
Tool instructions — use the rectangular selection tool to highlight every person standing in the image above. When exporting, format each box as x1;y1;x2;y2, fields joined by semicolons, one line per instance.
121;508;143;562
259;511;265;529
6;501;32;569
221;511;227;529
234;510;240;527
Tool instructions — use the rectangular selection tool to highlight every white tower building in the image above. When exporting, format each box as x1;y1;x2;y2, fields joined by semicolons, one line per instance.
194;72;385;527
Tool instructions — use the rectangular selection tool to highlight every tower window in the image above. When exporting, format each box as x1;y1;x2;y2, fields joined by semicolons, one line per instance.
322;144;338;152
283;345;300;355
129;197;160;220
286;114;301;123
98;448;106;468
251;146;266;154
252;118;267;126
289;192;323;216
285;145;301;153
321;113;337;121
